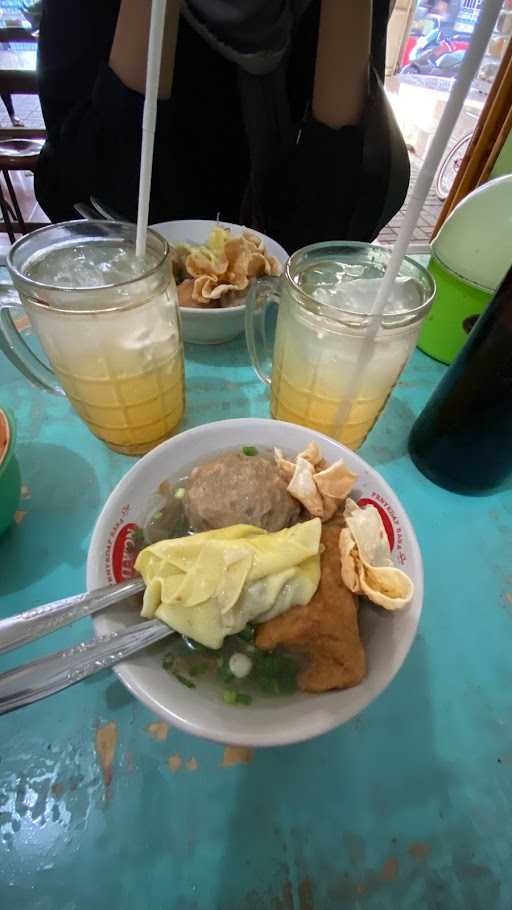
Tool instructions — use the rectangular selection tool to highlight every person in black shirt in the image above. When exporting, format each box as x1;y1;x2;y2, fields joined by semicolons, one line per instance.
35;1;410;252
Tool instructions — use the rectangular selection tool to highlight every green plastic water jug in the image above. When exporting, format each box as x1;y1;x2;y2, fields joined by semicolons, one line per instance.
418;174;512;364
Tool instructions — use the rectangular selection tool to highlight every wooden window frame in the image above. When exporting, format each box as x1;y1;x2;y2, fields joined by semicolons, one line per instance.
434;33;512;234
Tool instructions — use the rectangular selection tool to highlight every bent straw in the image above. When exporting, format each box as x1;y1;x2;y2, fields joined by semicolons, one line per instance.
136;0;168;257
333;0;504;433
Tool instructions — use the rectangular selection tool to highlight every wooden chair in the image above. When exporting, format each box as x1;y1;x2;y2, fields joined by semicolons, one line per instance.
0;27;44;240
0;136;45;241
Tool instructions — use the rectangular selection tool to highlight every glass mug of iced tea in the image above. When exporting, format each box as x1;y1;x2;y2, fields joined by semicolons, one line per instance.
245;241;435;450
0;221;185;455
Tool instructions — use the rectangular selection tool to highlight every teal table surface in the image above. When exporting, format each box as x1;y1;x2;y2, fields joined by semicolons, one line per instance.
1;329;512;910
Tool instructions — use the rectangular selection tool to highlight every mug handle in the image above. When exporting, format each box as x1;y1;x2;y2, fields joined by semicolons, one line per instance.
245;275;281;387
0;301;63;395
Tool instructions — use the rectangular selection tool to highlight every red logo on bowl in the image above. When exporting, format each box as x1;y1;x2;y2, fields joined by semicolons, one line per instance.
357;498;395;551
112;522;139;582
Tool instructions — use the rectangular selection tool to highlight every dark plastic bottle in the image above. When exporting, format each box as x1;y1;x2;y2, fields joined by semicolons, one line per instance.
409;263;512;493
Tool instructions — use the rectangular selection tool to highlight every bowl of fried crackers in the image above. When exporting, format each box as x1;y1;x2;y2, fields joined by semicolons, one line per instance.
151;220;288;345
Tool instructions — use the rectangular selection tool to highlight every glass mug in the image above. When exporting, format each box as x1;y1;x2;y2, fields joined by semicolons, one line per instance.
245;241;435;450
0;221;185;456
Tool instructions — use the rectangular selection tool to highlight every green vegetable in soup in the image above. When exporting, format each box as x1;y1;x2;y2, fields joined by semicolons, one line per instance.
173;671;196;689
161;616;300;705
189;661;210;677
252;651;298;695
131;527;146;548
223;689;253;706
237;624;255;642
217;656;235;684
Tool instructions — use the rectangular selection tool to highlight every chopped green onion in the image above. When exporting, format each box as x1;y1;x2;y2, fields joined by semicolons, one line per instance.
216;654;235;683
237;625;254;642
252;650;299;695
189;661;209;677
217;666;235;684
258;677;275;694
223;689;253;706
173;671;196;689
152;511;163;520
278;676;298;695
242;446;258;456
174;487;185;499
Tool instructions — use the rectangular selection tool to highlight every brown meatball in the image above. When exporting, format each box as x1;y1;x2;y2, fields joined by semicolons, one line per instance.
185;453;300;532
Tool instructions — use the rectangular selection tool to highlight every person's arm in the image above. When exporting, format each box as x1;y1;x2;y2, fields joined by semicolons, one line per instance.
261;0;409;251
35;0;180;222
109;0;179;98
312;0;372;129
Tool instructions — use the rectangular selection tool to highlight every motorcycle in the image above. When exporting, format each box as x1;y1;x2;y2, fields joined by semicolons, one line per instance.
402;48;466;78
401;17;455;73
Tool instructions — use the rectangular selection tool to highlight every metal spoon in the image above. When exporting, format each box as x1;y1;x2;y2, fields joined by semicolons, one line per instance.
0;577;145;655
0;619;173;715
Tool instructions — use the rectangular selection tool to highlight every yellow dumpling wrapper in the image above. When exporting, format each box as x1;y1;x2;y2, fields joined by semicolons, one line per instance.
135;519;321;648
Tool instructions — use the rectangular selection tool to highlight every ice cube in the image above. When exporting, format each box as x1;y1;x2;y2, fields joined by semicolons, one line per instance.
388;276;424;311
101;247;155;283
26;242;155;291
312;276;423;315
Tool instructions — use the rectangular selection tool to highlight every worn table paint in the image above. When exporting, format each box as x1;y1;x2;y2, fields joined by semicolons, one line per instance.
1;321;512;909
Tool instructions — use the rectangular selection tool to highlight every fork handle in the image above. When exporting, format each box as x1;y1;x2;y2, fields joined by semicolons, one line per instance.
0;577;145;655
0;620;173;714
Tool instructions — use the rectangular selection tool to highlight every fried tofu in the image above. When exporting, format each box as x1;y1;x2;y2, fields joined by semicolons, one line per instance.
255;526;366;693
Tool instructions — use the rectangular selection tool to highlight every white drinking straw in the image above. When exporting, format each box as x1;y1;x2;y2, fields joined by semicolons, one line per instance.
333;0;504;431
135;0;168;257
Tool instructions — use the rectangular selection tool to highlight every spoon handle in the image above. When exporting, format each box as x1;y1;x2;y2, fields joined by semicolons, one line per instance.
0;620;172;714
0;577;145;655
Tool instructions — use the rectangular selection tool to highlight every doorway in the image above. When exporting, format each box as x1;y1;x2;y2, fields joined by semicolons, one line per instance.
381;0;512;246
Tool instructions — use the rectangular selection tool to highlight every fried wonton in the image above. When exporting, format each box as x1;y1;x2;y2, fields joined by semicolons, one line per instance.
179;228;281;306
274;444;357;521
339;499;414;611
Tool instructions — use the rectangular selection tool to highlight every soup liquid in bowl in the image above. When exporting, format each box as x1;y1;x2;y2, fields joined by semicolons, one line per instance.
24;241;185;455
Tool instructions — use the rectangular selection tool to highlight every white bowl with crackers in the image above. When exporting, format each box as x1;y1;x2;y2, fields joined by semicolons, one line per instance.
151;219;288;345
87;419;423;747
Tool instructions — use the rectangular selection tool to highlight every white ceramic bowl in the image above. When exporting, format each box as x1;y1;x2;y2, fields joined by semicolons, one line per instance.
151;220;288;345
87;419;423;747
